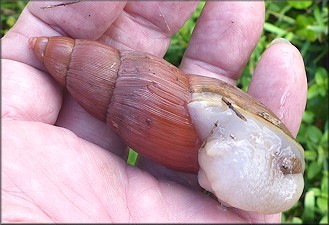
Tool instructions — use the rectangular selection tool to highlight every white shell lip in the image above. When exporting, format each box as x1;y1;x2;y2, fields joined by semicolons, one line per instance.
188;92;305;214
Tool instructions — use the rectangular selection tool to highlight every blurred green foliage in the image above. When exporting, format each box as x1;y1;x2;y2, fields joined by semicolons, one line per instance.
2;1;328;224
1;0;27;36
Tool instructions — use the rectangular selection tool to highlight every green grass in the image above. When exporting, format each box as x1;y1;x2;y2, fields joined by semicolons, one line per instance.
2;1;328;224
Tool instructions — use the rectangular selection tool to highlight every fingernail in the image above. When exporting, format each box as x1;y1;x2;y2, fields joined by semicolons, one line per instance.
269;38;291;46
28;37;38;48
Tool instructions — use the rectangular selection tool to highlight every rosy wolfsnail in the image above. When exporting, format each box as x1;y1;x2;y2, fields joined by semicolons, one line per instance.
29;36;305;214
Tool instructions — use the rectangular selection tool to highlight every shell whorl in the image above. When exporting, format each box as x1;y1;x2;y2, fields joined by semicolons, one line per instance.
30;36;201;172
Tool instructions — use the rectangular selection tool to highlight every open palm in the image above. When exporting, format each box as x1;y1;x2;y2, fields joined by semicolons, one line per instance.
2;1;307;223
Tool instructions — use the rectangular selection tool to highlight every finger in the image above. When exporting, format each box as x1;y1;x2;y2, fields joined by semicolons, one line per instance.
29;1;127;39
1;59;62;123
2;1;127;154
229;38;307;222
134;157;201;190
3;1;126;70
1;1;126;123
2;120;130;222
98;1;200;56
229;209;281;223
55;92;126;156
180;1;265;84
247;39;307;137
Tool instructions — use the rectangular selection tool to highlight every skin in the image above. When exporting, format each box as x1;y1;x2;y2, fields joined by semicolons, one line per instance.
2;1;307;223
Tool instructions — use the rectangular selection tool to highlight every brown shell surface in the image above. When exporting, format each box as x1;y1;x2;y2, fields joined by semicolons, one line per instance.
37;36;75;86
108;51;201;173
66;39;121;121
30;37;121;122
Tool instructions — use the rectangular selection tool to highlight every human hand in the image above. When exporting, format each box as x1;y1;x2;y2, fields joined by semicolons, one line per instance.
2;1;307;223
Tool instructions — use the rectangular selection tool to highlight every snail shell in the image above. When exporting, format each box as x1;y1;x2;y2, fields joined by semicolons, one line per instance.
29;36;305;214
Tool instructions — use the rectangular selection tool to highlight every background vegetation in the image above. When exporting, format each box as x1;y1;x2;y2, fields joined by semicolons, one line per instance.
2;1;328;224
